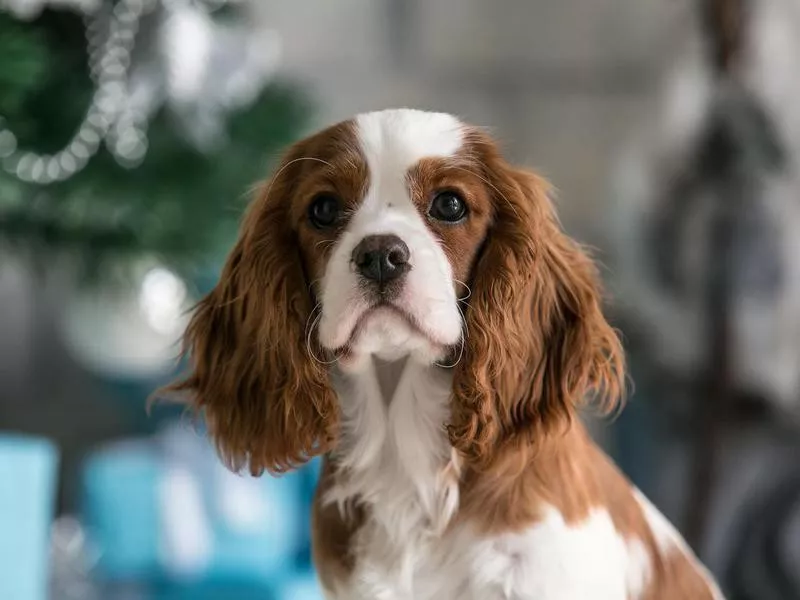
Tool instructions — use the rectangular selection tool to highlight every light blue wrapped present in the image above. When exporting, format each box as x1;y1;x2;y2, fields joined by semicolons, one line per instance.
278;570;325;600
81;424;305;588
0;433;59;600
81;440;161;580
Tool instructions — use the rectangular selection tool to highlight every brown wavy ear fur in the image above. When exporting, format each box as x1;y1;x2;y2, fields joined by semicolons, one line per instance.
450;132;625;470
160;142;338;475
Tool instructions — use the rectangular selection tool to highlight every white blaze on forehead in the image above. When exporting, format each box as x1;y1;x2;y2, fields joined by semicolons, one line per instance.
355;109;465;173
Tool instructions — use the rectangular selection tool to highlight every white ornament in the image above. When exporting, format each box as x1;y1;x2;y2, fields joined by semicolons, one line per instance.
161;3;213;106
59;259;191;378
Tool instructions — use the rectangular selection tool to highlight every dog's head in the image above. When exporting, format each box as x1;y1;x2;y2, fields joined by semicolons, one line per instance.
165;109;624;474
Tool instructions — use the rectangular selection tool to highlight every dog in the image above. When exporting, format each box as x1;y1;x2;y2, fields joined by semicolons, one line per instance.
165;109;725;599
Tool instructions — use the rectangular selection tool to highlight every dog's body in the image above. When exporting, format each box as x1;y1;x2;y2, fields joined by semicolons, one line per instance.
167;109;724;599
312;360;720;600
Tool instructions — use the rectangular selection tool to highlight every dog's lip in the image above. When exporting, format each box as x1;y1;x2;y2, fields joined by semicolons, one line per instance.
330;302;449;354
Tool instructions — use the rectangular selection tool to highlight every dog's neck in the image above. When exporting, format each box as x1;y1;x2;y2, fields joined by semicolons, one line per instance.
327;354;459;539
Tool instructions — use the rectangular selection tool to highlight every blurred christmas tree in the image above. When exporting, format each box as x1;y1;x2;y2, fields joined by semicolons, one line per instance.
0;0;312;283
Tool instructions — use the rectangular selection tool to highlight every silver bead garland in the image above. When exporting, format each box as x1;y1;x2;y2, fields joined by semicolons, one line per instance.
0;0;233;185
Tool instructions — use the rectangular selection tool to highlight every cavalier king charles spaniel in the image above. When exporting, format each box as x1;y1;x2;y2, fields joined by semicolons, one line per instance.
164;109;724;599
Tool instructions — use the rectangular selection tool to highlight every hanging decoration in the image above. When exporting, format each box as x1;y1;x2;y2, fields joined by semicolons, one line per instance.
0;0;277;184
0;0;310;279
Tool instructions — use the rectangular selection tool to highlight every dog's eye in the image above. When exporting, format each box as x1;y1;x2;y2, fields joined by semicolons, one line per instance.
308;194;341;229
429;191;467;223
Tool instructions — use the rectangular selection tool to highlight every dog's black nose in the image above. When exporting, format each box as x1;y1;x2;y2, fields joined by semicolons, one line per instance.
352;234;410;285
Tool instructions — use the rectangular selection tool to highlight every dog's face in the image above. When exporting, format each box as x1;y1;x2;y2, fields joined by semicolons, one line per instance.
293;111;492;368
165;109;623;475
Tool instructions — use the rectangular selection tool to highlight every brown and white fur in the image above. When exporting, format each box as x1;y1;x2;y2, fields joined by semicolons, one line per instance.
165;109;725;599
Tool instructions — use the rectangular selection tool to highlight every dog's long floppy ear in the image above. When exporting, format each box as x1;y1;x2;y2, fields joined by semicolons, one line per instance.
162;141;338;475
449;133;624;469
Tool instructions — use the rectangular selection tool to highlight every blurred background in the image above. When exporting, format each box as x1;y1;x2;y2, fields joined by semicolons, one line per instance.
2;0;800;598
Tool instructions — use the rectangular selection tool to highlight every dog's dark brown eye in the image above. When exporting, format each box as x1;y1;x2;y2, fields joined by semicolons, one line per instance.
309;194;341;228
429;191;467;223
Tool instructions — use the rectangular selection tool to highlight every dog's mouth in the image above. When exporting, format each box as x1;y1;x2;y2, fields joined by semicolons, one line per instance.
332;302;449;357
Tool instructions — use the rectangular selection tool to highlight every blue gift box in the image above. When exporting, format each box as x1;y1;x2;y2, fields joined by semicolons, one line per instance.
0;433;59;600
278;569;325;600
81;426;307;589
81;441;162;580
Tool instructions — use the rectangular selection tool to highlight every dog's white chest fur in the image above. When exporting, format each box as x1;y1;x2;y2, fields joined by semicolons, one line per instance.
325;357;459;596
321;356;654;600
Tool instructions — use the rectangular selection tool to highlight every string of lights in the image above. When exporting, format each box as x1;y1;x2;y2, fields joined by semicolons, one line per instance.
0;0;235;185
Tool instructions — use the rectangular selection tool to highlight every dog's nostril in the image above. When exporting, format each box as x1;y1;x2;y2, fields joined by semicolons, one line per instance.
387;244;409;268
352;234;410;285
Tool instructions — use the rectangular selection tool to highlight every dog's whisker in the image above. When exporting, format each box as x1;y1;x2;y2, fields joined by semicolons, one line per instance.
453;278;472;302
457;303;469;341
305;307;339;366
315;239;337;251
435;333;465;369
